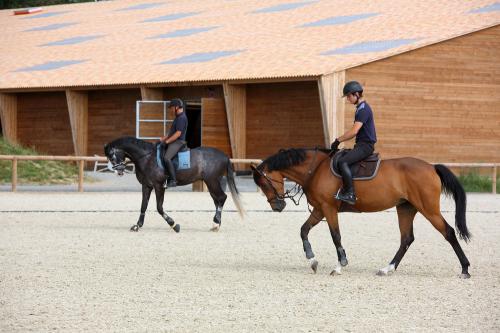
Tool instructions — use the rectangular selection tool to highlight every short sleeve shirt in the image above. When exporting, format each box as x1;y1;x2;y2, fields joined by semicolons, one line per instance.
354;101;377;144
168;112;188;141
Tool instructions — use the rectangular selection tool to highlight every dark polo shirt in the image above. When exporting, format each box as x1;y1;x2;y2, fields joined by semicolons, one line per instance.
168;112;188;141
354;101;377;144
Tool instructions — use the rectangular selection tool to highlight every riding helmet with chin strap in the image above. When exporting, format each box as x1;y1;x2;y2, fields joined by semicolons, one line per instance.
342;81;363;97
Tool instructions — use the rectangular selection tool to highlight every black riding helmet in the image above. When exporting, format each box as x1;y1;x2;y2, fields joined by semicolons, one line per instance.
169;98;184;108
342;81;363;97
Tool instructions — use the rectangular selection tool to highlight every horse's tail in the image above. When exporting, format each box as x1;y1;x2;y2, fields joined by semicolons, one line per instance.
227;160;245;218
434;164;470;242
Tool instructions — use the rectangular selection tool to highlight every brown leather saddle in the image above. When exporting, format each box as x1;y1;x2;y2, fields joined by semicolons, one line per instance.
330;149;381;180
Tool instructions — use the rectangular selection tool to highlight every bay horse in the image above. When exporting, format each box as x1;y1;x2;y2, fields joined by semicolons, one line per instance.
251;148;471;278
104;136;244;232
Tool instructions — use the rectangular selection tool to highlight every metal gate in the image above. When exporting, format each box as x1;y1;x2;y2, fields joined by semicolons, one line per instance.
135;100;172;140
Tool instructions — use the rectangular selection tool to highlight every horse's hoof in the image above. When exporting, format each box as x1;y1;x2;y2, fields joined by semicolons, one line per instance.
210;224;220;232
130;225;139;232
330;268;342;276
340;258;348;267
213;216;221;225
459;273;471;279
173;224;180;233
310;259;318;273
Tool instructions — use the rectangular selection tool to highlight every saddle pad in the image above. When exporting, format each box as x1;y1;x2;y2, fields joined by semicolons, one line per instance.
330;150;381;180
156;144;165;170
175;150;190;170
156;143;191;170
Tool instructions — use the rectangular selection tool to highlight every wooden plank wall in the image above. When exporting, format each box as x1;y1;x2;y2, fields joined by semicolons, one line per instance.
201;98;232;157
345;25;500;163
87;89;140;156
246;81;324;159
17;92;74;155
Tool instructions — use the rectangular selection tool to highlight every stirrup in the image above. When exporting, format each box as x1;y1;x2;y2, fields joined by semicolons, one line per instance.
166;180;177;188
335;188;356;205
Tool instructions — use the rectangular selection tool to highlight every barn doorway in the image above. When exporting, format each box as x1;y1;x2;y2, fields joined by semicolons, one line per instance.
184;100;201;149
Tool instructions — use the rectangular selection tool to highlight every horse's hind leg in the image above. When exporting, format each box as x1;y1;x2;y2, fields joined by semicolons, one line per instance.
300;207;323;273
131;185;152;232
154;186;180;233
205;177;227;232
420;210;470;278
377;201;416;276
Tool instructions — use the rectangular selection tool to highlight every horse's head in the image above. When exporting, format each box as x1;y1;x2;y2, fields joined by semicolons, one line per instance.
251;164;286;212
104;143;127;176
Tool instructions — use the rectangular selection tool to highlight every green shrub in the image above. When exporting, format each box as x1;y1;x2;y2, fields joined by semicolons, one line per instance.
457;171;499;193
0;137;79;184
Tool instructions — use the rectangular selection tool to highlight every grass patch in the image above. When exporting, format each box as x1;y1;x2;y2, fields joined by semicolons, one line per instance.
0;137;85;184
457;171;499;193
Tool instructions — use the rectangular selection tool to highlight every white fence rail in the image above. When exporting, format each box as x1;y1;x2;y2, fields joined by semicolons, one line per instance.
0;155;497;193
0;155;263;192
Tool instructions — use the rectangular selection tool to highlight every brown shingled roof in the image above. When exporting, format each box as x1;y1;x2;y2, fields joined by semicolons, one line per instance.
0;0;499;90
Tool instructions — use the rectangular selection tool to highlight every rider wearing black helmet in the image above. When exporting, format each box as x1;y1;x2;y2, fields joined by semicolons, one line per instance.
330;81;377;205
160;98;188;187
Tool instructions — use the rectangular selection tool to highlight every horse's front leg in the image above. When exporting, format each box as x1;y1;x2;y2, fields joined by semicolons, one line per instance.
131;184;152;232
300;207;324;273
154;186;180;233
322;205;348;276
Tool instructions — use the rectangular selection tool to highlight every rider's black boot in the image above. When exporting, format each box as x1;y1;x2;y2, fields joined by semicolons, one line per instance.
164;160;177;188
336;162;356;205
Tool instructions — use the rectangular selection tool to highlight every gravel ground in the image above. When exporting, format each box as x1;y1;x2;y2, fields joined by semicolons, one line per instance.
0;192;499;332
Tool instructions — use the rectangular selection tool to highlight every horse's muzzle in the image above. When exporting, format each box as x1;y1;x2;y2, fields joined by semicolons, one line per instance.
270;198;286;212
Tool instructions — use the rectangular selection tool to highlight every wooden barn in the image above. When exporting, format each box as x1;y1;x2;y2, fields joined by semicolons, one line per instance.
0;0;499;165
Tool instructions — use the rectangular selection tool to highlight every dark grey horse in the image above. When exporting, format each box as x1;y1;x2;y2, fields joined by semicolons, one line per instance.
104;136;244;232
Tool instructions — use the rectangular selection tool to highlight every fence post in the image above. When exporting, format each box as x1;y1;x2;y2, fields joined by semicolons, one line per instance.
78;160;84;192
493;165;497;194
12;157;17;192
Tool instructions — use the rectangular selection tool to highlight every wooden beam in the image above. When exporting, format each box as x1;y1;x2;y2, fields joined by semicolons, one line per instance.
66;90;88;156
0;93;18;144
222;83;246;162
318;71;345;147
140;86;164;101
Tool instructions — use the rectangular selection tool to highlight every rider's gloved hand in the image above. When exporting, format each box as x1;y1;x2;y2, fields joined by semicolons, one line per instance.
330;139;340;152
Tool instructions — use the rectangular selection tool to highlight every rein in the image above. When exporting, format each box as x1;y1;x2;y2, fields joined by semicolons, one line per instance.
108;146;154;170
257;147;320;206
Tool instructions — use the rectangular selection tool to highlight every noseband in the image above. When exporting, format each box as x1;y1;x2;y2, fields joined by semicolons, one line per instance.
255;148;320;206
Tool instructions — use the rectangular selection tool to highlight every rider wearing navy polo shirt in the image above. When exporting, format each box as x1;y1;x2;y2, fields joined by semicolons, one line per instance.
160;98;188;188
330;81;377;205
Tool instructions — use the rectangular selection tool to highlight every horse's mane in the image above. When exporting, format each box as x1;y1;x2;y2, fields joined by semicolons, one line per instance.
109;136;155;151
259;147;331;171
260;148;307;171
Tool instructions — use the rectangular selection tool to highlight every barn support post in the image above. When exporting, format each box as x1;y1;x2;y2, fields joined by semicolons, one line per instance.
0;93;18;144
66;90;89;157
222;83;246;170
318;71;345;148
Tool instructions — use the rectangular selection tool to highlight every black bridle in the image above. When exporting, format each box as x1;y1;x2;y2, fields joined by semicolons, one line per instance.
255;147;320;206
107;147;154;171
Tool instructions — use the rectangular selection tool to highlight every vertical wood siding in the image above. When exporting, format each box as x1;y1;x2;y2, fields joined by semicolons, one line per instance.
246;82;324;159
345;26;500;163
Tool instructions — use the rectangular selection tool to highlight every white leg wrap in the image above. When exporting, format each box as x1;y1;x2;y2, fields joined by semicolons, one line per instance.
334;262;342;275
378;263;396;276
